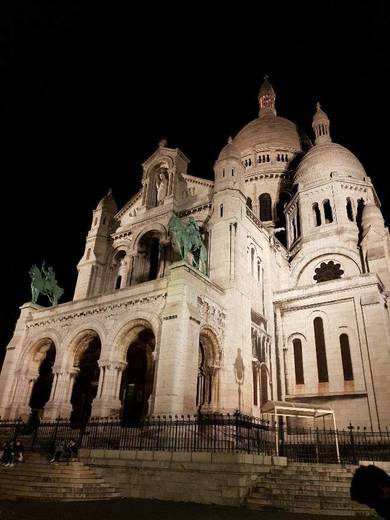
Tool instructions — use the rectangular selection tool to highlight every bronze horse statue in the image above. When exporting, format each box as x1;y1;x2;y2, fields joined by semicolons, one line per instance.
29;262;64;306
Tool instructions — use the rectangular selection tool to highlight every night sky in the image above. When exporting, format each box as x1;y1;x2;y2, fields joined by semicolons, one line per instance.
1;0;389;367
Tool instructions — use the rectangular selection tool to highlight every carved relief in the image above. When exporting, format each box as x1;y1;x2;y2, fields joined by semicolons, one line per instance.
26;292;167;330
197;296;226;340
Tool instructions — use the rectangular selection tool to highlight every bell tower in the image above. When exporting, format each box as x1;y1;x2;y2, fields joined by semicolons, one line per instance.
74;190;118;300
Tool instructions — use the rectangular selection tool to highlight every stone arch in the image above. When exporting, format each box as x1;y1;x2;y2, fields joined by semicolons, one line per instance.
18;330;60;373
144;158;173;208
131;226;169;285
292;248;362;286
14;333;59;420
259;361;270;408
112;319;156;424
132;223;168;253
104;248;129;292
196;327;222;411
62;328;103;427
63;322;106;369
287;333;307;387
112;318;157;363
307;310;330;385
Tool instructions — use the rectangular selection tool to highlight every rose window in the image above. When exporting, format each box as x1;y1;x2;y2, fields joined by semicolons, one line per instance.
313;261;344;283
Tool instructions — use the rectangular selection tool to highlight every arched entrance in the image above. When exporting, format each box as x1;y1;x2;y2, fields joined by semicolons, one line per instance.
29;342;56;419
120;328;155;425
196;329;221;412
70;334;101;428
131;231;163;285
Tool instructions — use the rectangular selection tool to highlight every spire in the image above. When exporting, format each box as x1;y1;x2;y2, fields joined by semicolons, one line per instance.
312;102;331;145
258;75;276;117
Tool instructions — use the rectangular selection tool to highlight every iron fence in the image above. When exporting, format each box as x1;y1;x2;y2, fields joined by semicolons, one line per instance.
1;413;389;464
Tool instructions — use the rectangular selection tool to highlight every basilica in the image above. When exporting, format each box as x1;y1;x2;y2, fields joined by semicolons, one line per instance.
1;79;389;430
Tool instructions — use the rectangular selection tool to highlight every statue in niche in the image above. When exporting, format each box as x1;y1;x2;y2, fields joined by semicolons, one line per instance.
156;169;168;205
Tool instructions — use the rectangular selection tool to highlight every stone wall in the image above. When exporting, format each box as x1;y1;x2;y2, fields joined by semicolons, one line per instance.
79;448;286;506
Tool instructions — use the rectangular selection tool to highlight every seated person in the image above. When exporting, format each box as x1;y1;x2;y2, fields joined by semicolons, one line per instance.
50;439;66;463
350;464;390;519
14;440;24;463
65;438;78;461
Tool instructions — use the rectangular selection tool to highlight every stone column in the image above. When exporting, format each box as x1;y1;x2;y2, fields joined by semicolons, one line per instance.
42;367;79;420
11;372;38;420
91;360;127;418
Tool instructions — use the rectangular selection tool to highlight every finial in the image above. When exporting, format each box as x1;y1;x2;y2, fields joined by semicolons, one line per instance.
316;101;322;111
108;188;112;196
159;138;168;148
228;136;233;144
264;74;269;81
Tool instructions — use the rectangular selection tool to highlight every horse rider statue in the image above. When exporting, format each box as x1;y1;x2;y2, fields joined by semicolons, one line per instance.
29;261;64;306
168;214;208;275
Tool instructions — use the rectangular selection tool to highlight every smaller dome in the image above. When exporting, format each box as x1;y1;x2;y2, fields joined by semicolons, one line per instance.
361;203;385;233
217;136;241;161
295;143;366;185
97;189;118;214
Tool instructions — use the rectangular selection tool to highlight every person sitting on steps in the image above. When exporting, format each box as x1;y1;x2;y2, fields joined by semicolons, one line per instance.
49;439;66;463
65;438;78;461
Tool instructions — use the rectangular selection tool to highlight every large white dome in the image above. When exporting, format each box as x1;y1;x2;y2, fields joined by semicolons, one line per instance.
295;142;366;185
233;113;305;153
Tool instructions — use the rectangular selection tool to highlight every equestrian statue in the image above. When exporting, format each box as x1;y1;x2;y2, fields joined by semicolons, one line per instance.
168;214;208;275
29;261;64;306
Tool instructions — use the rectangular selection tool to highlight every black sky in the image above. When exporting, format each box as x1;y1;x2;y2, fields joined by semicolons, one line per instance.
1;0;390;366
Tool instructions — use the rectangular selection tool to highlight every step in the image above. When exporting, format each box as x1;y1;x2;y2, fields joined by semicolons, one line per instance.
0;481;116;492
0;473;107;484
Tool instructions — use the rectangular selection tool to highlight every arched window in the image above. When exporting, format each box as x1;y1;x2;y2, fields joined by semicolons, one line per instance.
314;317;329;383
313;203;321;226
115;275;122;290
222;168;225;178
220;204;224;217
86;248;91;260
251;248;255;277
231;169;234;176
252;362;258;406
260;365;268;407
346;198;354;221
356;198;365;229
340;334;354;381
196;343;206;407
292;218;297;242
276;192;290;227
296;205;301;237
94;218;98;227
293;339;304;384
246;197;253;211
257;260;261;282
259;193;272;221
323;199;333;223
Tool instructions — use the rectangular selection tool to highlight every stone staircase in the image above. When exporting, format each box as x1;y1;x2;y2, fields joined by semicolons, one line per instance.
246;463;376;517
0;452;120;501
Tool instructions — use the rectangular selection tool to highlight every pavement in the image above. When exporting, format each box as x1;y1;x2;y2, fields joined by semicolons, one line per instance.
0;498;370;520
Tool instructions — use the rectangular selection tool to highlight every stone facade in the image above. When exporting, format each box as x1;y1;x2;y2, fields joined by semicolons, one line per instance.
0;79;389;429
